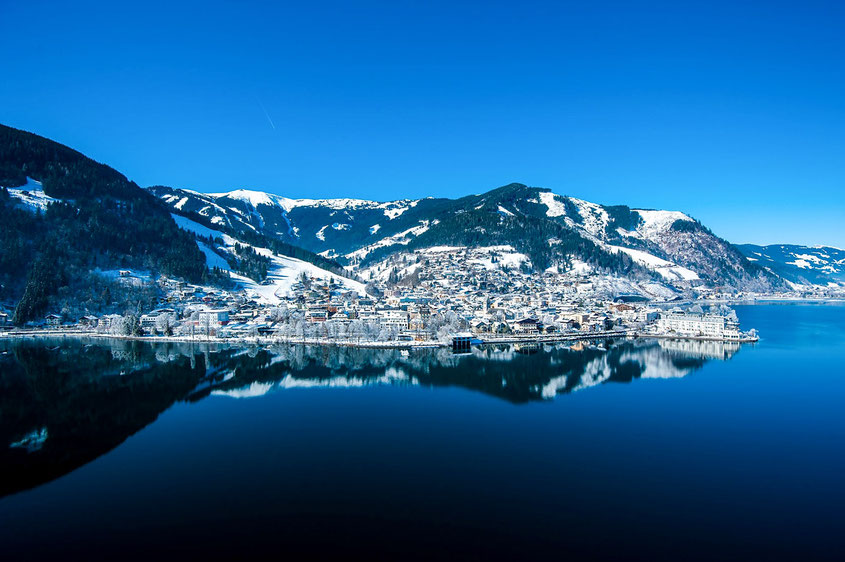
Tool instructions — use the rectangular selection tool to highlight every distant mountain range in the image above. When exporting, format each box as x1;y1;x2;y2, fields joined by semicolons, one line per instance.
2;123;840;323
737;244;845;287
150;183;785;291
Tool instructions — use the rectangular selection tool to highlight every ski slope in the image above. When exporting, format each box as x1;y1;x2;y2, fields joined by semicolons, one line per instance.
171;214;367;303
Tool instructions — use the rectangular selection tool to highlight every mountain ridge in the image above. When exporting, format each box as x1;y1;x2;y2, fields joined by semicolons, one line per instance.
151;182;785;291
737;244;845;287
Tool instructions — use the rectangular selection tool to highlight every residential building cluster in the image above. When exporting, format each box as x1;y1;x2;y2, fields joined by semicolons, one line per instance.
0;246;774;343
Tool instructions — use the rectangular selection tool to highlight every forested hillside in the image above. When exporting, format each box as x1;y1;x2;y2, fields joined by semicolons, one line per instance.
0;124;208;323
151;180;785;290
170;201;355;280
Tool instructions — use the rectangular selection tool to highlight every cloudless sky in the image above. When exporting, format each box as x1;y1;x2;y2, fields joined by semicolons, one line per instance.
1;0;843;246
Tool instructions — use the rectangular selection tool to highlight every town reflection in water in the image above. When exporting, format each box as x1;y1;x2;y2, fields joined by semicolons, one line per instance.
0;336;741;498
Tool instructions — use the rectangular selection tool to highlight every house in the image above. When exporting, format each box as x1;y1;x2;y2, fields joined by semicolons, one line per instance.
45;314;62;328
378;310;409;330
98;314;122;331
470;319;491;334
452;332;474;351
78;315;99;329
305;310;328;322
138;308;176;334
196;310;230;332
512;318;540;335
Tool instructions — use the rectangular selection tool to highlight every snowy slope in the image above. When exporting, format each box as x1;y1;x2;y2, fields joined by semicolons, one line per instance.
5;177;60;211
737;244;845;287
608;246;699;281
171;214;367;303
632;209;693;240
152;183;786;290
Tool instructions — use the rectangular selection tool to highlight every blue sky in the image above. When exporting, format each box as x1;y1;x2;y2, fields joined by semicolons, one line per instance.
1;0;843;246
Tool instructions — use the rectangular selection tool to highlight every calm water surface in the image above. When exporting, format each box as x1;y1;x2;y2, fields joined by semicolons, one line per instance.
1;304;844;560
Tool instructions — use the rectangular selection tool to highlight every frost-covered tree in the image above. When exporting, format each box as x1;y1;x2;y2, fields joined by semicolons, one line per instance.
154;312;177;336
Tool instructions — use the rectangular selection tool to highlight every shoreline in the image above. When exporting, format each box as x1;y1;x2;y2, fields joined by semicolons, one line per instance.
2;298;836;349
678;297;845;306
0;328;756;347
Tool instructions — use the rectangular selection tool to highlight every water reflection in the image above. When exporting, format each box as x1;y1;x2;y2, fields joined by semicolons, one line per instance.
0;337;740;498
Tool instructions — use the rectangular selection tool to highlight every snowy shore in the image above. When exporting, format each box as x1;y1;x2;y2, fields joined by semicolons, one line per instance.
0;327;755;347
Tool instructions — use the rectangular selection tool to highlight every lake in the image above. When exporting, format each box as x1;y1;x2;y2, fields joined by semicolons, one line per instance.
1;303;844;560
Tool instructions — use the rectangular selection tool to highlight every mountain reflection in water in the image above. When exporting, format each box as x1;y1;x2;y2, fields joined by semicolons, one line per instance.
0;337;740;498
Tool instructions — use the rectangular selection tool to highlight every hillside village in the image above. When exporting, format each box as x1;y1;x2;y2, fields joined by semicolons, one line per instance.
0;135;840;346
3;238;823;345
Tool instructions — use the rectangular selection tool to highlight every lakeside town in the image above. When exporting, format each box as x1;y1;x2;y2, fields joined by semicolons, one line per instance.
4;243;833;348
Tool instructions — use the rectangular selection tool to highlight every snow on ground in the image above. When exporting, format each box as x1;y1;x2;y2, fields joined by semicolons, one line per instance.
467;245;529;270
172;213;228;241
568;260;593;275
633;209;693;239
361;260;422;283
639;282;678;299
360;244;527;282
211;188;284;208
172;214;366;303
209;188;421;216
97;269;153;282
419;246;464;253
369;224;381;235
346;220;433;261
382;200;418;219
787;259;812;269
6;177;60;211
792;253;825;264
264;254;366;300
198;242;231;270
541;192;610;240
497;205;515;217
568;197;609;239
609;245;699;281
610;246;674;268
539;191;567;217
315;225;328;241
318;249;339;259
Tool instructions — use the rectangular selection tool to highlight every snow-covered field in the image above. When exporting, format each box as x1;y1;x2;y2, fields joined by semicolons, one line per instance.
632;209;694;240
171;214;366;303
346;220;434;261
467;245;529;270
609;245;699;281
6;177;60;211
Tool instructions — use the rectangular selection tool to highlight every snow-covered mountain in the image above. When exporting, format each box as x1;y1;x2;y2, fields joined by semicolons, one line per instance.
151;183;784;291
737;244;845;287
169;213;367;304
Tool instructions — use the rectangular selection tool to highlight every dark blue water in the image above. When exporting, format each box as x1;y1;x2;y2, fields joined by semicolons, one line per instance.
1;304;844;560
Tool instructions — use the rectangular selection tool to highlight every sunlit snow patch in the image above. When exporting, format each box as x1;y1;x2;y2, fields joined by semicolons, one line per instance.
6;178;60;211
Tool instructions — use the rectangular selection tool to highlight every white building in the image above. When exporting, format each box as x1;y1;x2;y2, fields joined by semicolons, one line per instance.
196;310;230;328
657;310;741;340
377;310;409;330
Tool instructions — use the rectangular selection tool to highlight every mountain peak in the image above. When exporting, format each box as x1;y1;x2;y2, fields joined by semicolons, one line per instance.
149;181;787;291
